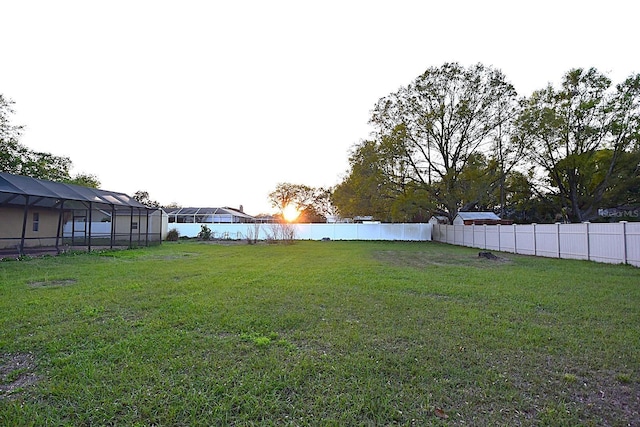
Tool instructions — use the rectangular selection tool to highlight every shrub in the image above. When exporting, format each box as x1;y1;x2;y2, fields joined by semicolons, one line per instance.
246;223;261;244
197;225;212;241
166;228;180;241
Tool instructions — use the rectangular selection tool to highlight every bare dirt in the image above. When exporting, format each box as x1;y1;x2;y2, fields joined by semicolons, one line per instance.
0;353;39;400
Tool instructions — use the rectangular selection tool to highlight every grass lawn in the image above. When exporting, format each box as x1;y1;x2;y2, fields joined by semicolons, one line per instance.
0;240;638;426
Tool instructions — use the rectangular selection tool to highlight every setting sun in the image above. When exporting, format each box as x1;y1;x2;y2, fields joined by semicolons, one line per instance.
282;204;300;222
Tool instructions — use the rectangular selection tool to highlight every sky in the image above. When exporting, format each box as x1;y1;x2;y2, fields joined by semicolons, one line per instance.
2;0;638;215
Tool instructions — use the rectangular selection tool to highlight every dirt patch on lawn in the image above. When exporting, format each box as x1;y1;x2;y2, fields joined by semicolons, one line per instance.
27;278;77;288
374;250;511;269
0;353;39;400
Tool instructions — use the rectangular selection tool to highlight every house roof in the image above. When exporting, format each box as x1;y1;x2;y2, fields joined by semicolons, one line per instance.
0;172;149;210
164;207;255;220
455;212;501;220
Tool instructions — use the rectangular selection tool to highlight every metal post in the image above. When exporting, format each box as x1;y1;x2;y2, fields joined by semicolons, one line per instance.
19;195;29;256
137;208;142;246
145;209;150;246
129;207;134;248
88;202;93;253
110;205;115;249
55;200;65;253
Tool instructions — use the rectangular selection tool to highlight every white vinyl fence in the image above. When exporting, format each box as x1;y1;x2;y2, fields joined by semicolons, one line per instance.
432;222;640;267
167;222;432;241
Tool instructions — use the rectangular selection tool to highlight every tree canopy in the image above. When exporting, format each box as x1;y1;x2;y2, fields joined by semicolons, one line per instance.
515;68;640;222
268;183;334;223
335;63;525;222
133;191;161;208
333;64;640;223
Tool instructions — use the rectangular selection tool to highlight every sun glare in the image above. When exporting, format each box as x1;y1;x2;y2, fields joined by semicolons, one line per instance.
282;204;300;222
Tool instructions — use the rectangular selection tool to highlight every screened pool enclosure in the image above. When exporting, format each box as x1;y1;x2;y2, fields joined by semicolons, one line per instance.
165;207;256;224
0;172;163;258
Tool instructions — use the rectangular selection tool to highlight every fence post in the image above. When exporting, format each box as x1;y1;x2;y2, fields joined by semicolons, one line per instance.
483;224;487;249
470;224;474;247
533;223;537;256
513;224;517;254
585;222;590;261
497;224;501;252
556;223;561;258
622;221;628;265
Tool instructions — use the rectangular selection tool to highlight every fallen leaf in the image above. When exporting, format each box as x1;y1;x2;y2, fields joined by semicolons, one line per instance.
435;407;449;419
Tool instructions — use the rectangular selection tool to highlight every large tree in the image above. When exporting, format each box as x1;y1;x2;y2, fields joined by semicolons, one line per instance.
515;69;640;222
133;190;160;208
1;94;26;173
369;62;520;222
268;183;333;222
332;131;433;222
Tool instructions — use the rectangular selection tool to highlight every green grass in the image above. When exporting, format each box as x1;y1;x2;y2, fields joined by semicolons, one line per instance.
0;240;638;426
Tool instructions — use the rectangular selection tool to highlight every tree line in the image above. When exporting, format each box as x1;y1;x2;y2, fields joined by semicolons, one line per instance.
333;63;640;223
4;63;640;223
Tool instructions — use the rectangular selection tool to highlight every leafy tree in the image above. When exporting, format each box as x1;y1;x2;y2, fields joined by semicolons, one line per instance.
431;152;536;220
332;138;390;221
65;173;101;188
0;94;23;140
603;149;640;208
197;224;212;240
452;153;497;212
133;190;160;208
332;131;435;222
300;187;336;222
1;94;26;173
26;151;74;182
332;140;389;220
568;148;640;211
515;68;640;222
369;62;520;222
268;183;332;222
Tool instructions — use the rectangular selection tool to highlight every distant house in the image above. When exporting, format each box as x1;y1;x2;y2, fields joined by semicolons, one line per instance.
0;172;163;257
428;215;450;225
165;207;256;224
453;212;512;225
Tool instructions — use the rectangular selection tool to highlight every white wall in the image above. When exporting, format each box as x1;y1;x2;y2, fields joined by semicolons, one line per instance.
432;222;640;267
166;222;432;241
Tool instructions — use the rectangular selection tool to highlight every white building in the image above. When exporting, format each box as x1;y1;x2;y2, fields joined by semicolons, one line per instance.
453;212;502;225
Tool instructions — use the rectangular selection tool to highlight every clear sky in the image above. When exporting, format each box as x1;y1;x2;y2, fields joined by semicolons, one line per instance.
2;0;638;215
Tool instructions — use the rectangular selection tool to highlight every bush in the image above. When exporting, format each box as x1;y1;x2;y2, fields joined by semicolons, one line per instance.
166;228;180;241
197;225;212;241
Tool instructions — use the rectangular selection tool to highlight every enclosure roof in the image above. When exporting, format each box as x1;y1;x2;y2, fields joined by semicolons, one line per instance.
165;206;255;219
455;212;501;220
0;172;150;210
